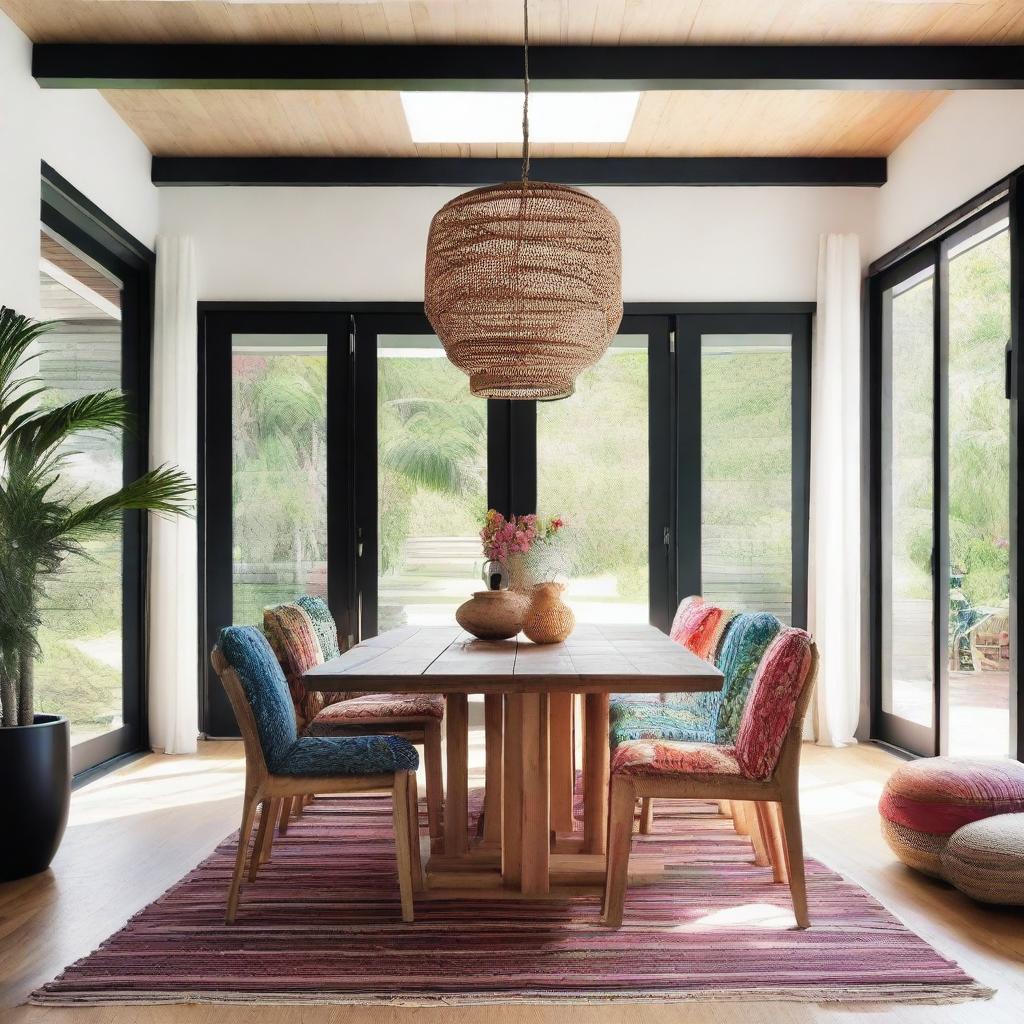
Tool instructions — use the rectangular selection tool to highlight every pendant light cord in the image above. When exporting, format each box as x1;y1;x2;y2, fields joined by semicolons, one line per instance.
521;0;530;184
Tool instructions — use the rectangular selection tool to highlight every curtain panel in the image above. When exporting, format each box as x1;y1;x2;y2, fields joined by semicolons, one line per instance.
148;236;199;754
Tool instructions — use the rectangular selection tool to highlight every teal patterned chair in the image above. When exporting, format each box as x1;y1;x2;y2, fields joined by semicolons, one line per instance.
266;594;445;844
212;625;424;924
610;609;783;835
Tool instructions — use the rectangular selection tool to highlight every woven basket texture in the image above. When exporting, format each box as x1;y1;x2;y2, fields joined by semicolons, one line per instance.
425;180;622;400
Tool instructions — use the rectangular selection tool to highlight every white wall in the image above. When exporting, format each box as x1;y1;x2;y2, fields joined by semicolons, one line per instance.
0;14;39;314
160;184;877;303
0;11;158;316
872;91;1024;261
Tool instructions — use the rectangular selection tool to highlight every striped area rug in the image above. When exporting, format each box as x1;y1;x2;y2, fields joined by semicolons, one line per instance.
32;793;991;1006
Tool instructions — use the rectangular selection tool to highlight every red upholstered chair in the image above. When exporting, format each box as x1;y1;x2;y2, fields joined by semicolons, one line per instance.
602;628;819;928
263;601;444;843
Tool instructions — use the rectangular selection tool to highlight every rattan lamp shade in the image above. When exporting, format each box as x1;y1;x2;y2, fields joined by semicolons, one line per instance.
424;180;623;400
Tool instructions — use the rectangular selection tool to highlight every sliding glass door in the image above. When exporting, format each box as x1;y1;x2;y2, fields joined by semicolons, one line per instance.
872;203;1014;757
354;313;673;637
201;312;350;737
200;305;811;735
39;166;154;775
676;313;811;628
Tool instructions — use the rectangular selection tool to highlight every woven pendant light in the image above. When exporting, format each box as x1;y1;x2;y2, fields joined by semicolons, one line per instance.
423;1;622;400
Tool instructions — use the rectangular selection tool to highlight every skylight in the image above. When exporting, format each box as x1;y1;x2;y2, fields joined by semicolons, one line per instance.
400;91;640;144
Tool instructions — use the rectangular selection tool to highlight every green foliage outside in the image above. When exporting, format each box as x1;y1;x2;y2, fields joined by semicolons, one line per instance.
892;227;1010;613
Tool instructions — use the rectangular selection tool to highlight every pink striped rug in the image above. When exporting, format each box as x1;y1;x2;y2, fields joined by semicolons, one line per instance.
32;793;991;1006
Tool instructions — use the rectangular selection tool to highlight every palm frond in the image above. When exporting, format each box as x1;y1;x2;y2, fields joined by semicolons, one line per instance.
60;465;195;539
4;390;129;462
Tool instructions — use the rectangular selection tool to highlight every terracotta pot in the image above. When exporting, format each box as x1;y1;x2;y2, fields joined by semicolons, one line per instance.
455;590;528;641
523;582;575;645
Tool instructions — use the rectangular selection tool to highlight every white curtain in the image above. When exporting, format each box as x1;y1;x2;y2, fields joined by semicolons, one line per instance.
808;233;862;747
148;236;199;754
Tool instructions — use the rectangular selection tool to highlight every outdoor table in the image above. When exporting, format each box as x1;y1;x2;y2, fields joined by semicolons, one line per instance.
304;622;724;898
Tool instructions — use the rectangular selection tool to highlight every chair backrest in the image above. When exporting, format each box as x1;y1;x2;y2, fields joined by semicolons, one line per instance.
263;602;325;729
669;595;735;663
713;611;783;745
296;593;341;660
734;628;818;782
214;625;298;776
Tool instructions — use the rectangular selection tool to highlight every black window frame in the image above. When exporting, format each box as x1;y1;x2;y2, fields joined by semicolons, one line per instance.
868;173;1021;760
39;161;155;777
197;301;812;735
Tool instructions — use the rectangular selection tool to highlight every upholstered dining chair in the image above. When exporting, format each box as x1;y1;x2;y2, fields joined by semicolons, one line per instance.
610;597;782;857
212;626;424;924
263;598;445;844
602;628;819;929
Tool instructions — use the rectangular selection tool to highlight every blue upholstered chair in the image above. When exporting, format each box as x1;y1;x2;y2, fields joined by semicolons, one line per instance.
211;625;424;924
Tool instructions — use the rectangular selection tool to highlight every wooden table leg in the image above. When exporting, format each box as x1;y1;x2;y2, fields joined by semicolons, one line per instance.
583;691;610;855
482;694;503;847
549;691;575;833
444;692;469;856
501;693;523;886
520;692;550;895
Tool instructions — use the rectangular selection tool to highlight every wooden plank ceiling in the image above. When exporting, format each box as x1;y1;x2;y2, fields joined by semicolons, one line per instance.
6;0;1022;160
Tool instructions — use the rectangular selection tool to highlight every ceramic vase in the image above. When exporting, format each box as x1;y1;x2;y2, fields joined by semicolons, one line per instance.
456;590;527;641
522;581;575;644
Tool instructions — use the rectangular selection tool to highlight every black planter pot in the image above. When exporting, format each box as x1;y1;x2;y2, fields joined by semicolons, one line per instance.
0;714;70;882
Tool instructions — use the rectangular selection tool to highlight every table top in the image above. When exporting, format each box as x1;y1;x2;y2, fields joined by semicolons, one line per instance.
304;623;724;695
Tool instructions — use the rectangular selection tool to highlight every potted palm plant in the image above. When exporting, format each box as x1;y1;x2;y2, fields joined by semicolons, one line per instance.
0;307;193;881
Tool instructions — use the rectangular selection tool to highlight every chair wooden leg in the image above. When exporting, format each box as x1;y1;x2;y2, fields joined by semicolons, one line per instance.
226;793;260;924
639;797;654;834
758;801;788;884
278;796;293;835
423;718;444;843
259;797;280;866
406;771;426;892
746;800;772;867
293;794;304;816
391;771;416;922
718;799;732;818
732;800;751;835
249;799;273;880
601;776;636;927
779;795;809;928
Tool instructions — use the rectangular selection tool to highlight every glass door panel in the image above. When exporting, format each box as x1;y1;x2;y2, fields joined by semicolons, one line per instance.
945;215;1012;757
536;336;650;623
230;334;328;626
700;334;794;622
36;232;124;747
880;264;936;750
375;334;487;630
202;313;345;738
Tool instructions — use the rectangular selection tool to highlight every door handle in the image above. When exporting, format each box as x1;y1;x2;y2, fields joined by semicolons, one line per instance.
1006;337;1014;400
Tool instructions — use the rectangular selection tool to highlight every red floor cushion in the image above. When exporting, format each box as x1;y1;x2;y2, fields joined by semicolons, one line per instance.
879;756;1024;877
307;692;445;734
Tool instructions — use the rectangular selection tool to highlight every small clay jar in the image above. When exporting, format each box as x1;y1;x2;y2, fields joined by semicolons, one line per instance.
455;590;527;641
522;581;575;644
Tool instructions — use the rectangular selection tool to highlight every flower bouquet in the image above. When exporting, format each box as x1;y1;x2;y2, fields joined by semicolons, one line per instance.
480;509;567;592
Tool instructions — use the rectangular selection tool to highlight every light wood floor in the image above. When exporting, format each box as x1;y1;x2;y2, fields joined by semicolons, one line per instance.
2;699;1022;1024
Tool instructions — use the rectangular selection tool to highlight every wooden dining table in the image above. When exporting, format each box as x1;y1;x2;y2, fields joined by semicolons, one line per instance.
304;622;723;898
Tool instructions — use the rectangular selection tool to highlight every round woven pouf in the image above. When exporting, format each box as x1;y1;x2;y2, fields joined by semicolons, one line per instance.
878;756;1024;877
941;813;1024;905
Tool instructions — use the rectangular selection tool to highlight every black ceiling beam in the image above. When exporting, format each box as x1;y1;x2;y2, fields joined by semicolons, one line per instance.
151;156;887;187
34;43;1024;90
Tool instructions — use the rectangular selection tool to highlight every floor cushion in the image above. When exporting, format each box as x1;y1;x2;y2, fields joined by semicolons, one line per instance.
611;738;741;778
879;757;1024;877
940;813;1024;906
307;692;445;734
